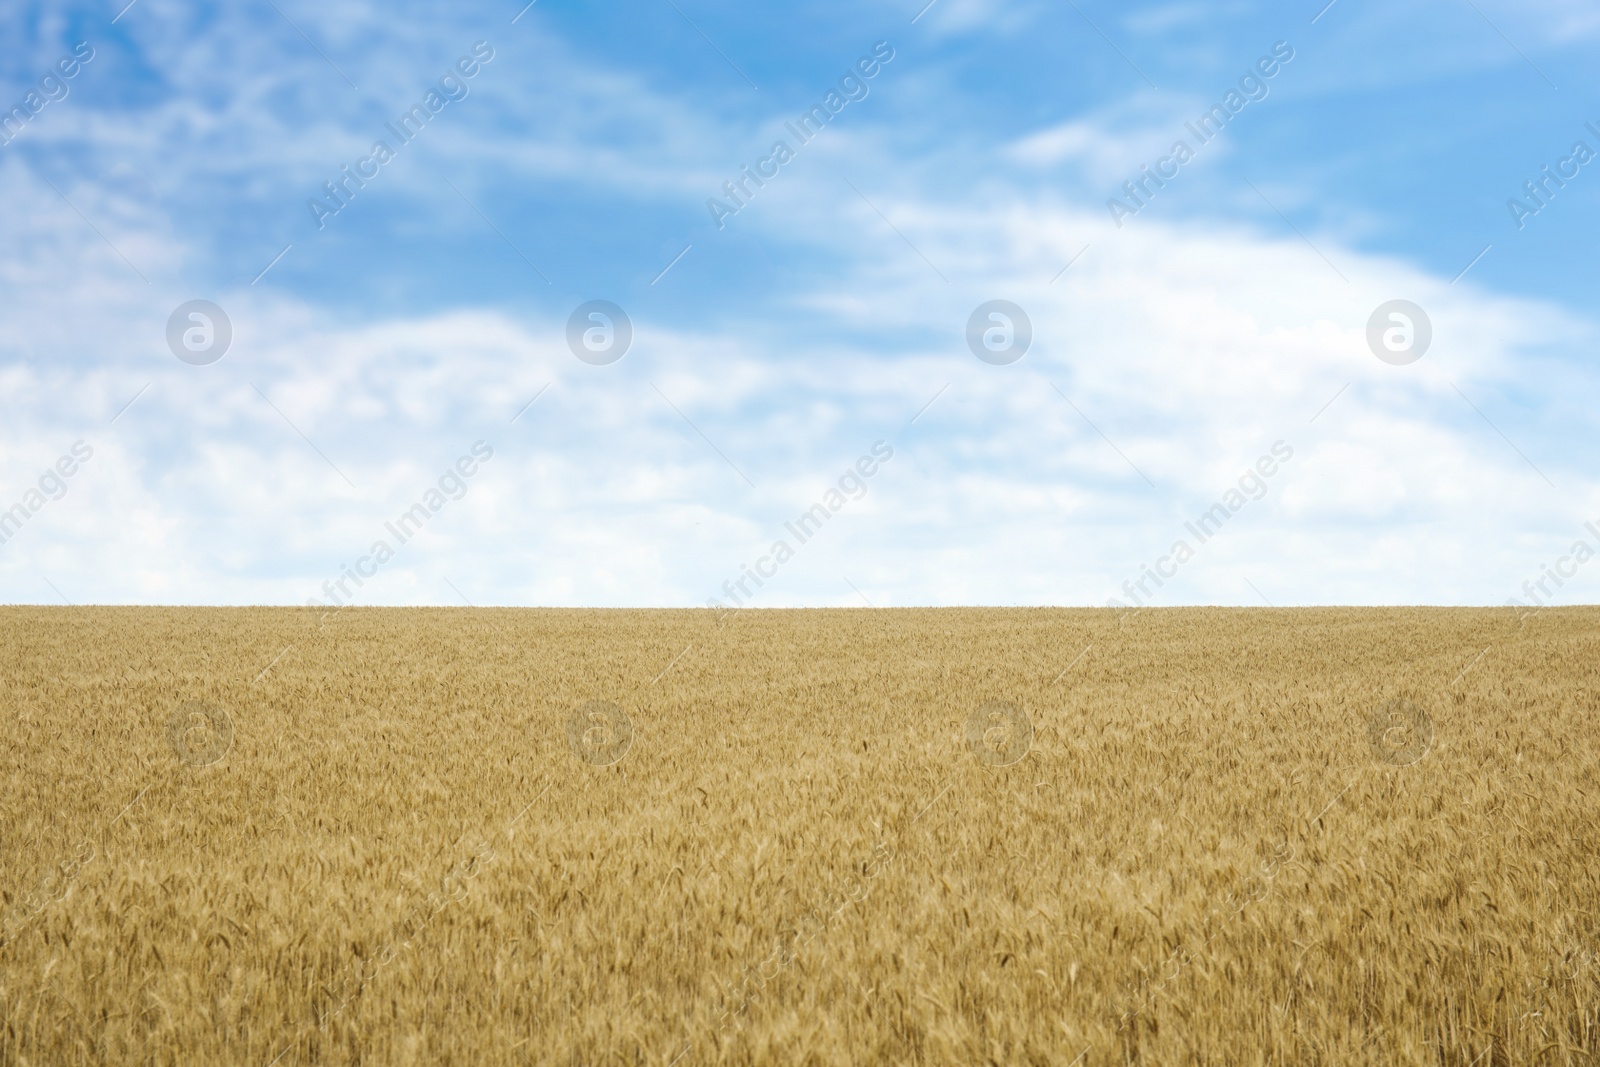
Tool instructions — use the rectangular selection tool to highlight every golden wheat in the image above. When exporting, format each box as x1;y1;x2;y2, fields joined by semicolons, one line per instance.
2;605;1597;1065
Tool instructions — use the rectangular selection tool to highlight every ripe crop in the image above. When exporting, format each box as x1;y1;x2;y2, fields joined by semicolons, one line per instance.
2;605;1597;1064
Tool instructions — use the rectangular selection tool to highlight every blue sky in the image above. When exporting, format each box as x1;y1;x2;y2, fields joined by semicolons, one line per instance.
1;0;1598;607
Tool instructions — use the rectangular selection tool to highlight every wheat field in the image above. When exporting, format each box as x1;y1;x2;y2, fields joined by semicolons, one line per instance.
1;605;1597;1065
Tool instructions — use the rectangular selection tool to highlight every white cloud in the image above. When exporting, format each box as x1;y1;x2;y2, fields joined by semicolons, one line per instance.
1003;100;1214;187
3;150;1596;608
1121;3;1249;36
3;0;1597;608
909;0;1050;37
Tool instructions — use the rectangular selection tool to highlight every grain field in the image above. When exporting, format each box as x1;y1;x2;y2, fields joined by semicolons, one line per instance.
2;606;1598;1065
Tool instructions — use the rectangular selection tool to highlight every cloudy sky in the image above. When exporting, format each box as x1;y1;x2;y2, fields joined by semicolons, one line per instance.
1;0;1597;607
